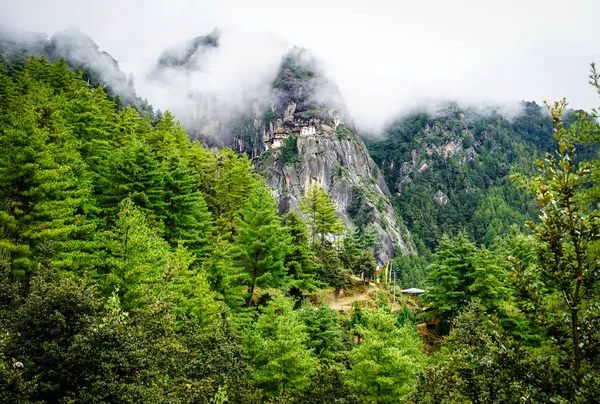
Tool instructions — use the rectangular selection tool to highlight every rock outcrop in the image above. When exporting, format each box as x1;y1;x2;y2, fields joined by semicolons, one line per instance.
254;48;415;262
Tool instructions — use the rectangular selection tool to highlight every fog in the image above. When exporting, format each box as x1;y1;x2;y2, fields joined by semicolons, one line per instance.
2;0;599;134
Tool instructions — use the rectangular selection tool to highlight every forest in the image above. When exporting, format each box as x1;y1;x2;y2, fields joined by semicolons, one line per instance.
0;56;599;403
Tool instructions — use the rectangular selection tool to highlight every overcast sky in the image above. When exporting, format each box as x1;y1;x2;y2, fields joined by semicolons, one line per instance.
2;0;599;132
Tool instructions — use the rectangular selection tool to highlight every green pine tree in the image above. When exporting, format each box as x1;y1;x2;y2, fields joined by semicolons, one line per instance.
161;154;213;258
244;294;318;397
422;232;476;327
300;184;344;251
100;139;166;225
231;185;289;307
282;212;320;298
0;70;93;276
95;198;167;309
346;308;425;403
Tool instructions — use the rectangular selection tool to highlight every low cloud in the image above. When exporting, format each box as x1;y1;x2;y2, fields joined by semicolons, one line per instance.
137;27;288;130
2;0;599;138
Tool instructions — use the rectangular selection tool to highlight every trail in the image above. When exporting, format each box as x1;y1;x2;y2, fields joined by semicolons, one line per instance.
328;283;378;310
327;275;411;311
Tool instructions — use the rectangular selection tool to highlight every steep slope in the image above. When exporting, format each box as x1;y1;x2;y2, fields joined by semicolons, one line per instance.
0;28;152;113
253;49;415;262
365;102;588;253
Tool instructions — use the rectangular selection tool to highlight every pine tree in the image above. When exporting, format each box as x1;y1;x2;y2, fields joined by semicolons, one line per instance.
423;232;476;325
95;198;167;309
244;294;318;397
469;246;511;310
161;154;213;258
148;111;191;160
300;185;344;250
212;149;258;237
203;236;246;308
298;301;347;365
346;309;424;403
282;212;319;298
100;139;166;225
231;185;289;307
0;63;17;127
162;243;218;328
0;71;93;276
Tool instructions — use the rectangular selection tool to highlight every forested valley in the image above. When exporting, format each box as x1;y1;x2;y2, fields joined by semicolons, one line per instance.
1;53;600;404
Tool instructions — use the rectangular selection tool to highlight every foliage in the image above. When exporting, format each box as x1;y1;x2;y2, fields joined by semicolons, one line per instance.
244;294;318;398
232;184;289;307
3;54;600;404
515;98;600;380
282;213;320;298
299;185;344;251
345;308;425;403
279;134;301;165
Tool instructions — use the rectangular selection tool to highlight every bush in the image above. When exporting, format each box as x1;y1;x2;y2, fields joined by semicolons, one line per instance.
280;135;301;165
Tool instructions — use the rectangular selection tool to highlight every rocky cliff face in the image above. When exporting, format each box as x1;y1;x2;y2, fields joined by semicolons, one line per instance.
253;49;415;262
257;127;415;262
148;37;417;261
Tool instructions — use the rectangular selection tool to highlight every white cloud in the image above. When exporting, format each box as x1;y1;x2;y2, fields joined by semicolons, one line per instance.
2;0;599;134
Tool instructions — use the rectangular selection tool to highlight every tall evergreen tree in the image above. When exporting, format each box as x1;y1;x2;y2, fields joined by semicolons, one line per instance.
100;139;166;225
95;198;167;309
282;212;319;298
299;185;344;250
212;149;258;237
346;308;425;403
0;73;92;276
162;244;218;328
244;294;318;398
161;154;213;258
423;232;476;326
231;185;289;307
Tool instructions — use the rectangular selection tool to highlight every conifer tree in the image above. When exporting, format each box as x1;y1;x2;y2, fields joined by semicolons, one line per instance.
148;111;191;160
211;149;258;237
469;246;511;310
244;294;318;397
282;212;319;298
0;63;16;127
161;154;213;258
346;309;424;403
162;243;218;328
0;74;92;276
231;185;289;307
95;198;167;309
298;301;347;365
100;140;166;224
423;232;476;325
203;236;245;308
300;185;344;250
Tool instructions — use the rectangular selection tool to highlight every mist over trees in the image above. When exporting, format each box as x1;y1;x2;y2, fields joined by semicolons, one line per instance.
0;43;599;403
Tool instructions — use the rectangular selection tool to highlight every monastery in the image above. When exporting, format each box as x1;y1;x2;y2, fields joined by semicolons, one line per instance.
264;125;316;150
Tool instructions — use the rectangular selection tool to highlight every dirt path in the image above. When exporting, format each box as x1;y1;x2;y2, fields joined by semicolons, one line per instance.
327;276;407;311
328;284;377;310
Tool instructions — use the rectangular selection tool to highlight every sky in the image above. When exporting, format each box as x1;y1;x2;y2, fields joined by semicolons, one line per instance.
2;0;600;133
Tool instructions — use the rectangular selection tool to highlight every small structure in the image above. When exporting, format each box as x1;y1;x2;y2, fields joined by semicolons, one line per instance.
401;288;426;295
265;128;289;150
300;126;316;136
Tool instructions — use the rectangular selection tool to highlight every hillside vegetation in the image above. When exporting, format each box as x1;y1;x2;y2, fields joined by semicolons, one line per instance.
1;57;600;403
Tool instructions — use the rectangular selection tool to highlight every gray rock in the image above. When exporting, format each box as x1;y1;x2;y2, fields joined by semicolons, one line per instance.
434;189;449;205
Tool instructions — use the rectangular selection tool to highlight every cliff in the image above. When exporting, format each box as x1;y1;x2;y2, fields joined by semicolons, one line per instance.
253;48;416;262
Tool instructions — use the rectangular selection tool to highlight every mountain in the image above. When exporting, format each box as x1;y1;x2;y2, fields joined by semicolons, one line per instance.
0;28;153;114
365;102;589;254
153;28;220;72
251;49;415;262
